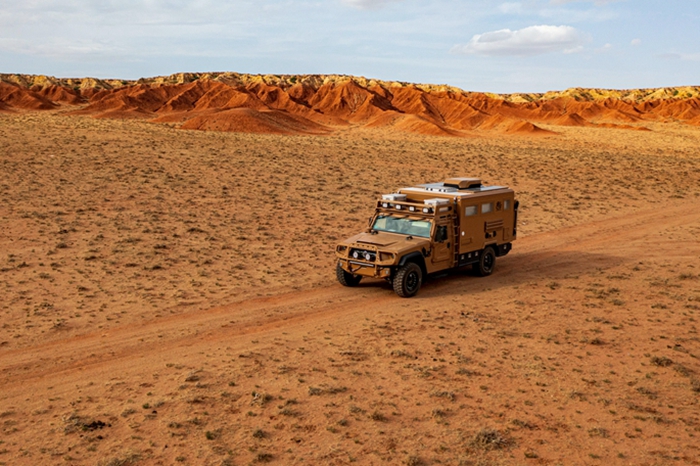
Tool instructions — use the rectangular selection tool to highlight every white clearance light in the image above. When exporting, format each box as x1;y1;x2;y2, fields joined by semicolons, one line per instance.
409;206;415;212
422;207;431;213
395;205;402;210
382;202;389;208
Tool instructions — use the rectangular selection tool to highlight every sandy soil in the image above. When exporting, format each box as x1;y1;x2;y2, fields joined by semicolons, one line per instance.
1;112;699;465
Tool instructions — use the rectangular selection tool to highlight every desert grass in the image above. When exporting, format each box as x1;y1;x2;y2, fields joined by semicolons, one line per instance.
0;112;699;465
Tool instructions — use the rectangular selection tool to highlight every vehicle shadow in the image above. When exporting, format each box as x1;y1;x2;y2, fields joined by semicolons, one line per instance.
361;248;626;298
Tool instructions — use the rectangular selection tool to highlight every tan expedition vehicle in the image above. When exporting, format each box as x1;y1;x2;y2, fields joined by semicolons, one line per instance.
335;177;518;297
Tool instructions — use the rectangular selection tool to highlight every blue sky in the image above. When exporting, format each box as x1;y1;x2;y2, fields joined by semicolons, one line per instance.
1;0;698;93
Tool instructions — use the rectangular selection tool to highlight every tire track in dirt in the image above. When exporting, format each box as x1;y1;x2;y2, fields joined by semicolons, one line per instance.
1;198;699;398
0;287;396;387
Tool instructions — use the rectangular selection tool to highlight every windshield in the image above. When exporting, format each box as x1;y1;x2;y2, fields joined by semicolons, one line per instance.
372;215;432;238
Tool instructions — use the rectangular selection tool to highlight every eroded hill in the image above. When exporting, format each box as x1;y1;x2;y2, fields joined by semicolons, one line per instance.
1;72;700;136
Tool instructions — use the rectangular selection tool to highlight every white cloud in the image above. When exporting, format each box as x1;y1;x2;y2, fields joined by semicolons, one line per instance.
452;25;584;57
659;52;700;62
499;2;523;14
0;37;125;59
631;38;641;46
341;0;403;9
538;6;617;22
563;45;583;54
549;0;619;5
590;42;610;54
493;1;617;23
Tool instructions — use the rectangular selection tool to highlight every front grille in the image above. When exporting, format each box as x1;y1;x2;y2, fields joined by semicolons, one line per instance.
349;248;376;262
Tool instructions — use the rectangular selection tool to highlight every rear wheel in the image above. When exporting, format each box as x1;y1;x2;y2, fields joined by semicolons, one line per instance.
474;246;496;277
336;262;362;287
393;262;422;298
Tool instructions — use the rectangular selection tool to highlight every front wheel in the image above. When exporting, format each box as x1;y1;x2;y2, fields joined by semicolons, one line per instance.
474;246;496;277
336;262;362;287
393;262;422;298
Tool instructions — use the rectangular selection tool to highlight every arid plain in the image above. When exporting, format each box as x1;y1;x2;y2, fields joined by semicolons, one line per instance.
1;75;700;465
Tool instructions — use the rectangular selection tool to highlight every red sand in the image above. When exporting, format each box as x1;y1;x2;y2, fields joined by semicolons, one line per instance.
180;108;331;135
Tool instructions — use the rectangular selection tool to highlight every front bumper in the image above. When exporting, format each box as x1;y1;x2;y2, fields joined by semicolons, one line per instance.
337;257;393;279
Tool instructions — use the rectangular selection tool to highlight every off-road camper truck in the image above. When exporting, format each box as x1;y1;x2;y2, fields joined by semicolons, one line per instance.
335;177;519;297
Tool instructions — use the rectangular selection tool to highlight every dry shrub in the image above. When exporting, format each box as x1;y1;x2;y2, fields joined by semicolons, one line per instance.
470;428;511;451
405;455;425;466
691;379;700;393
650;356;673;367
98;451;141;466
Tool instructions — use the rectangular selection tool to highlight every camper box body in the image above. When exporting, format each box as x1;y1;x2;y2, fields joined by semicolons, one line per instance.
396;177;517;273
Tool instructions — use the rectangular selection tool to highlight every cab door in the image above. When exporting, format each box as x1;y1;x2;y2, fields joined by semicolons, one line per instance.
431;219;454;271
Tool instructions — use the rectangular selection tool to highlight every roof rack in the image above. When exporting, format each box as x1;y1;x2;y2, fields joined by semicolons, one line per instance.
377;196;453;215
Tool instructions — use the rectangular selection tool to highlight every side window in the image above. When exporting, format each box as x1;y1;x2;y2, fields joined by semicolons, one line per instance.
481;202;493;214
504;199;511;210
465;205;477;216
435;225;447;242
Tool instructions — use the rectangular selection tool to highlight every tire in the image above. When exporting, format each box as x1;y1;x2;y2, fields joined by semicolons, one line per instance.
474;246;496;277
336;262;361;287
393;262;422;298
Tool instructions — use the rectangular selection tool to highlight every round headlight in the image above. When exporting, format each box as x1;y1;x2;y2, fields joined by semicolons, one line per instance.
352;251;359;259
364;252;371;261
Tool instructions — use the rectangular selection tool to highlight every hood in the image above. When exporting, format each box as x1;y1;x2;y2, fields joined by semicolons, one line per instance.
344;231;430;251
